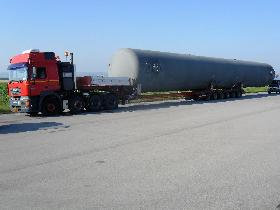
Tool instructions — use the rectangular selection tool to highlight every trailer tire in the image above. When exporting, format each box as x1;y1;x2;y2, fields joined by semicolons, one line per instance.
86;94;102;112
204;94;211;101
103;94;118;110
225;92;230;99
231;92;236;98
192;95;200;101
41;97;61;116
236;91;242;98
69;96;84;114
212;92;218;100
218;93;224;99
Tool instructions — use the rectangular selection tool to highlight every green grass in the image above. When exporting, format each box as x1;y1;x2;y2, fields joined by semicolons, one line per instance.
244;86;268;93
0;82;10;114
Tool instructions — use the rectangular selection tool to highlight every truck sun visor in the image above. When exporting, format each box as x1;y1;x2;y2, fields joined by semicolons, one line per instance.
8;62;28;70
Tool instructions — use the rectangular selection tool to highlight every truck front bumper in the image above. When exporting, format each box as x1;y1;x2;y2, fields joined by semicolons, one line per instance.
10;96;32;113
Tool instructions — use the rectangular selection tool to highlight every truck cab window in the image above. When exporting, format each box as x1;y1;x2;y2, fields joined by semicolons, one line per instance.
36;67;47;79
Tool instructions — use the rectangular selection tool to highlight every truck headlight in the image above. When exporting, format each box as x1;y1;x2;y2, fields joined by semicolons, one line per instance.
25;100;30;107
21;96;30;107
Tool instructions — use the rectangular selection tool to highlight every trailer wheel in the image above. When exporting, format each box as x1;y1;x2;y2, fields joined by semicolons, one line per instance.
218;93;224;99
236;91;242;98
103;94;118;110
86;94;102;112
69;96;84;114
191;95;200;101
212;92;218;100
231;92;236;98
204;95;210;101
41;97;61;116
224;92;230;99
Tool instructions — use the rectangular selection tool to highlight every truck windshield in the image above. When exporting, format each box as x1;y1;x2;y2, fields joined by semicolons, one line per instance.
7;63;28;81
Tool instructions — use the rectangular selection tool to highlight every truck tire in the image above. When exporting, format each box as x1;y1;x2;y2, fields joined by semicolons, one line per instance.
41;97;61;116
69;96;84;114
86;94;102;112
103;94;118;110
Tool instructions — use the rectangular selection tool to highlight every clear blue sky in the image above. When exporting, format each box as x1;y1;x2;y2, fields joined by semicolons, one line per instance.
0;0;279;74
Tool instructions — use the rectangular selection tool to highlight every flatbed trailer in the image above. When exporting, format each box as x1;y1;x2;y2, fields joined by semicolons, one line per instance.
138;87;243;101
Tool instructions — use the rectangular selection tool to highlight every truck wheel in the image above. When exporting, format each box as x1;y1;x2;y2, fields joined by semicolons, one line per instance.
41;97;61;116
268;91;271;94
86;94;102;112
103;94;118;110
69;96;84;114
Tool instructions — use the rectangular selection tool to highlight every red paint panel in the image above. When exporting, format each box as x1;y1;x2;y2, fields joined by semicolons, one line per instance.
10;53;30;64
8;81;30;97
8;52;61;97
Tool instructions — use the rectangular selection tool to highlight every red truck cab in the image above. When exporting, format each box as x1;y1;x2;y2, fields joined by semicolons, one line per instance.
8;49;75;115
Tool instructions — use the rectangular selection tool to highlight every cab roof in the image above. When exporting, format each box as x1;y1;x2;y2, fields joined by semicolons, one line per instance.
10;51;56;64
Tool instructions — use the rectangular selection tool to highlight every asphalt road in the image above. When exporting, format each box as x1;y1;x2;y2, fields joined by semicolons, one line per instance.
1;93;280;210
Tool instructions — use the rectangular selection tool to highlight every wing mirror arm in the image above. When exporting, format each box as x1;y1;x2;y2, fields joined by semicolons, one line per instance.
31;67;37;84
31;67;37;80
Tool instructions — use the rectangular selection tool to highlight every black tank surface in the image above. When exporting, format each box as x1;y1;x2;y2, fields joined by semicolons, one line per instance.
108;48;275;92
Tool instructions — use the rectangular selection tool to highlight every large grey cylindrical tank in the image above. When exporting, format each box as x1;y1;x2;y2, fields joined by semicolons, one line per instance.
108;48;275;92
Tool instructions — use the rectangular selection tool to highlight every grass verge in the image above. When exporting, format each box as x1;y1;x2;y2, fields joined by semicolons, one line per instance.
243;86;268;93
0;82;9;114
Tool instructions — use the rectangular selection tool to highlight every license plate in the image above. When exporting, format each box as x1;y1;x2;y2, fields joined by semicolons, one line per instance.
12;101;21;106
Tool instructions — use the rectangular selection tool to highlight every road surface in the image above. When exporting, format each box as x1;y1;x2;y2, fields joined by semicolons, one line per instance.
1;93;280;210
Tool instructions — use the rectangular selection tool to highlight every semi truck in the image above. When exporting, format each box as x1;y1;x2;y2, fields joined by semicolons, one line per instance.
7;49;137;115
7;49;275;116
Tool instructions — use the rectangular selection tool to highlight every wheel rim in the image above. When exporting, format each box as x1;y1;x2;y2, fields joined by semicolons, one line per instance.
47;103;56;112
91;99;100;107
74;101;82;109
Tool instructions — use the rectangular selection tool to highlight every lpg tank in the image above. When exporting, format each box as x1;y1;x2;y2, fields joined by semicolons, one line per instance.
108;48;275;92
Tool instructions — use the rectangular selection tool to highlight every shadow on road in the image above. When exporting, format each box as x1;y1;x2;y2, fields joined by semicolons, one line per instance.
0;122;64;134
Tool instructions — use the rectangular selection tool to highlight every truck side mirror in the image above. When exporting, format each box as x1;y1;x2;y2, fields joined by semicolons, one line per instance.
32;67;37;79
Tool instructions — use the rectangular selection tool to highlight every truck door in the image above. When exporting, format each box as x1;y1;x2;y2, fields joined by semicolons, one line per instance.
29;67;48;96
